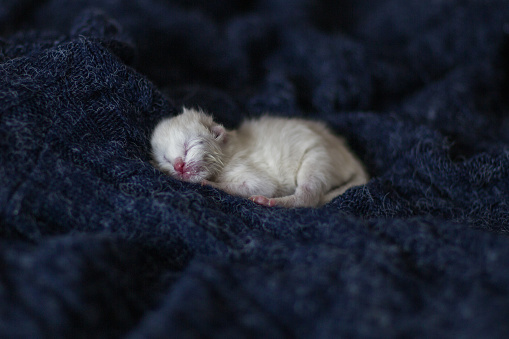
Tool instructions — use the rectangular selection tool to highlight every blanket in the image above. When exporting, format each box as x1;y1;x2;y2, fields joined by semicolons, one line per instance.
2;0;509;337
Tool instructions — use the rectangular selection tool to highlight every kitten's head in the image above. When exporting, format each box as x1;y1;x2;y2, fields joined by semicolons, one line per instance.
151;108;227;183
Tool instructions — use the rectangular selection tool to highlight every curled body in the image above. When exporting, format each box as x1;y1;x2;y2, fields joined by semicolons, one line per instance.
151;108;369;207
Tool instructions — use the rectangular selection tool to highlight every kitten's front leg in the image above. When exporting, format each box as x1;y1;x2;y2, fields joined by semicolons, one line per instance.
249;195;278;207
249;185;318;208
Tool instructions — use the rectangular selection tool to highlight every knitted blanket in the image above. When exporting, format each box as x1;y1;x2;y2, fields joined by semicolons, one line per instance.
2;1;509;337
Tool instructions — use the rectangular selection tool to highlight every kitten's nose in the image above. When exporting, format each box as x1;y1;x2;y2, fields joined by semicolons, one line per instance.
174;158;185;173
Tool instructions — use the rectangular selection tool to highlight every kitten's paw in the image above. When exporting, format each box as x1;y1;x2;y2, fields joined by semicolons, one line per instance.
249;195;277;207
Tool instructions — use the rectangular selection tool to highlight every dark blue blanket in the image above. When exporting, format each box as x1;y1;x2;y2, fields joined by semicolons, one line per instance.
2;0;509;337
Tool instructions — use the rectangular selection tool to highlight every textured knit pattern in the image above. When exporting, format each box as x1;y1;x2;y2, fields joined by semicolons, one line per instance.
1;1;509;338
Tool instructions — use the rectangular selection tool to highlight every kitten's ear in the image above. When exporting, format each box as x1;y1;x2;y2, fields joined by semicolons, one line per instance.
211;124;227;142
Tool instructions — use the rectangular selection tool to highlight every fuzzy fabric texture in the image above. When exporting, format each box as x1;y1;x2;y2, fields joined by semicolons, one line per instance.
1;0;509;337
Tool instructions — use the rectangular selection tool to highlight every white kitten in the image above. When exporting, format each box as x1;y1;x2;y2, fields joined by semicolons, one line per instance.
151;108;369;207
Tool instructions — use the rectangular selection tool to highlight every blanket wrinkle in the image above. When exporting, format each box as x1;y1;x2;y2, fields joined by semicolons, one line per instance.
2;0;509;338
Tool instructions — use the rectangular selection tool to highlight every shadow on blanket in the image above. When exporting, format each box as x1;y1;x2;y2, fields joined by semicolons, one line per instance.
1;0;509;337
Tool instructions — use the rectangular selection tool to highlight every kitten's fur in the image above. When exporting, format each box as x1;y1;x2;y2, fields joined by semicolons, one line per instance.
151;108;369;207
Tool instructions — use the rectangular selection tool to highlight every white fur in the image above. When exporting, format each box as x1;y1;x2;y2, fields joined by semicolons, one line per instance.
151;107;226;183
151;108;369;207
